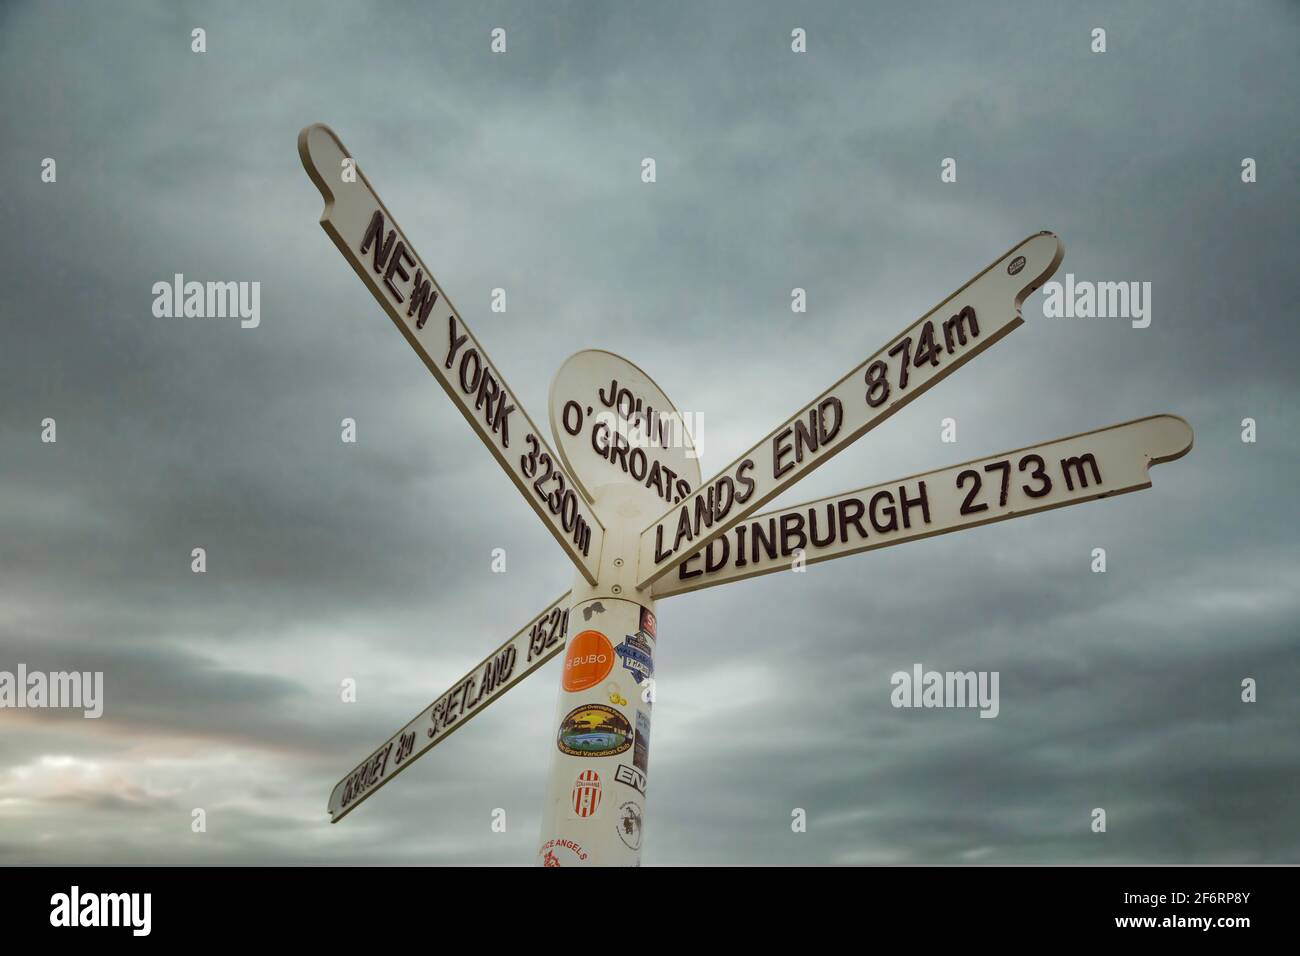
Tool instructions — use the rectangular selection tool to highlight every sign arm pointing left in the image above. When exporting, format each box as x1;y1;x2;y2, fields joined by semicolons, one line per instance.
328;592;572;823
299;123;605;584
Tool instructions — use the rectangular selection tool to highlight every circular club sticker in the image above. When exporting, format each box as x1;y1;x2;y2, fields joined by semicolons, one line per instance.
562;629;614;692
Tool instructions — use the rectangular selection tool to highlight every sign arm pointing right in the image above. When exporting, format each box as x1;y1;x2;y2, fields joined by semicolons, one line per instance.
636;232;1065;589
652;414;1193;598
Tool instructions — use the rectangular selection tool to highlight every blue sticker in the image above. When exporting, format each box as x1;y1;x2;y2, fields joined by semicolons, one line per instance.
614;633;654;684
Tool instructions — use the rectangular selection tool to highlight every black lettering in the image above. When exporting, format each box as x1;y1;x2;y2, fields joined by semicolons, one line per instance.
609;430;630;472
705;536;729;573
942;305;979;352
869;490;898;533
407;269;439;328
629;447;648;482
458;348;482;394
678;551;702;580
360;210;393;274
654;524;672;563
837;497;868;542
1060;453;1102;491
445;315;468;370
773;427;795;479
793;412;819;466
592;421;611;458
751;518;778;562
897;481;930;529
598;379;617;407
714;476;736;523
735;459;757;504
476;370;499;417
779;513;807;556
817;397;843;444
692;486;715;535
809;503;836;548
382;241;413;302
647;460;666;500
493;396;514;447
1019;454;1052;498
561;400;583;436
957;469;986;515
672;508;693;552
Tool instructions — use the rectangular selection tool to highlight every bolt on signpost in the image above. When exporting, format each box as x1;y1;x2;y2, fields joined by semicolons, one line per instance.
300;124;1193;865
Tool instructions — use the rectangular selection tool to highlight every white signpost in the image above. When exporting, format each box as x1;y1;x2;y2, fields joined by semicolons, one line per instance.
300;123;1193;865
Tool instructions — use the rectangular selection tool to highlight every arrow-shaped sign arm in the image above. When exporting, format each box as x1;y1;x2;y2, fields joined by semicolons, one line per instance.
635;232;1065;589
651;414;1193;598
299;124;605;584
327;592;573;823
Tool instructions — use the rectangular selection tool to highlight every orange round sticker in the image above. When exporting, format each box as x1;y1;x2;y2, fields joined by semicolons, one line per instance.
563;630;614;692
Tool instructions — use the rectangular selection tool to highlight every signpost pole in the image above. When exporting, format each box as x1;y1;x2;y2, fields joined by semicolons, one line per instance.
536;488;658;866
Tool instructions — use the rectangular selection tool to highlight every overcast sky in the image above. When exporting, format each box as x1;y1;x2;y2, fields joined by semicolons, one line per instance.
1;0;1297;865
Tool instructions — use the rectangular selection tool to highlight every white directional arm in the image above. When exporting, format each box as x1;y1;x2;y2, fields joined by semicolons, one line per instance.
636;232;1065;588
652;415;1193;598
328;592;572;823
299;123;604;583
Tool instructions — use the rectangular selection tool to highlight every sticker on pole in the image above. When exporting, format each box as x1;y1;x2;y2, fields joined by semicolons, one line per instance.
549;350;702;521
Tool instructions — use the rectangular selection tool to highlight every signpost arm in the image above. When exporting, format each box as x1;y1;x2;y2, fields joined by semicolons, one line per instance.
652;414;1193;598
299;123;605;584
636;232;1065;589
327;592;572;823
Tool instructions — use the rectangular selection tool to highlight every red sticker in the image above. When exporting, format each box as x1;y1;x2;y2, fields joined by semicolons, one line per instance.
571;769;602;818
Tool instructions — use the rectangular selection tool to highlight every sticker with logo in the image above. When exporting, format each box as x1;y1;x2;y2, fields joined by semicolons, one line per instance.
605;682;627;707
571;768;602;818
639;606;656;640
616;801;643;851
563;629;614;692
538;838;588;867
557;704;632;757
615;763;646;794
633;710;650;775
615;632;654;685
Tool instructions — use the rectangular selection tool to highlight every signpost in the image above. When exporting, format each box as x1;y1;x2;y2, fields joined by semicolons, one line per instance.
299;123;1193;865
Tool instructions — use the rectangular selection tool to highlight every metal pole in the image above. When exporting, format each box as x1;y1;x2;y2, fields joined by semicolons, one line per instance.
537;488;657;866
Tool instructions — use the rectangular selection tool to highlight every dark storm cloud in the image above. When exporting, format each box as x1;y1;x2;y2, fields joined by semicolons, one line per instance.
0;0;1296;865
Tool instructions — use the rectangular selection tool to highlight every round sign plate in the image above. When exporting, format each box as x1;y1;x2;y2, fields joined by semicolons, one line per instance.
549;350;701;522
